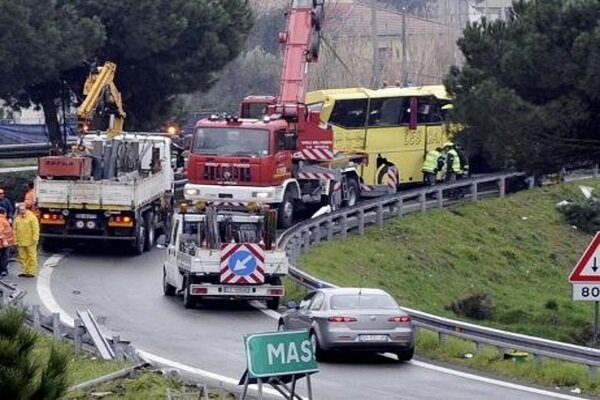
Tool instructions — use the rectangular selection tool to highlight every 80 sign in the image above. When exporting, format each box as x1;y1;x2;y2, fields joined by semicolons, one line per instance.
573;284;600;301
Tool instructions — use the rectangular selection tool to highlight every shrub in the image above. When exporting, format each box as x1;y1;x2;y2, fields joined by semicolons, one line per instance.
446;292;494;320
556;199;600;234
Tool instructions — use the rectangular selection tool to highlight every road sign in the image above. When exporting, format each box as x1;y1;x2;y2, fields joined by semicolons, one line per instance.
573;284;600;301
220;243;264;284
569;232;600;283
244;330;319;378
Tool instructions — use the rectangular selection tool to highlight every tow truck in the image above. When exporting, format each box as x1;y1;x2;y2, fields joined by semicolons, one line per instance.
184;0;393;228
162;203;288;310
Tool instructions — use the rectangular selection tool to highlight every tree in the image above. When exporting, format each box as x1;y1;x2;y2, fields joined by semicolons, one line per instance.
0;0;252;146
0;308;70;400
445;0;600;175
0;0;105;147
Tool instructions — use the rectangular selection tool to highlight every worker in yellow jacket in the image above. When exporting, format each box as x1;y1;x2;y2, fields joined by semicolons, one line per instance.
14;203;39;277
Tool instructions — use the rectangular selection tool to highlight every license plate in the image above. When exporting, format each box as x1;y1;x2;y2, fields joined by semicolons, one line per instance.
223;286;251;293
358;335;389;342
75;213;96;219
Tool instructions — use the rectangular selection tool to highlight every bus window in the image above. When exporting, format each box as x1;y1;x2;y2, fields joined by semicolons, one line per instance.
367;97;408;127
329;99;368;128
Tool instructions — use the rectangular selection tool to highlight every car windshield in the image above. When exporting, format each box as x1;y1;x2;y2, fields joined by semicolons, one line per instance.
193;127;269;156
330;294;398;310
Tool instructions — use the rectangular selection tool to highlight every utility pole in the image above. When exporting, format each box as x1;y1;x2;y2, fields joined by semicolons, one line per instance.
401;7;408;86
371;0;379;88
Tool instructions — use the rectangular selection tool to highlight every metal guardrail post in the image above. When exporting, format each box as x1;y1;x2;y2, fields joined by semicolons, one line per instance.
420;192;426;213
52;312;61;340
475;341;484;354
340;214;348;238
594;164;599;178
74;318;83;351
395;199;403;216
590;365;597;381
32;305;41;329
314;225;321;246
326;217;333;241
471;182;478;202
303;230;310;252
534;354;543;369
377;204;383;228
438;332;447;346
358;209;365;235
498;177;506;198
437;190;443;209
0;291;4;308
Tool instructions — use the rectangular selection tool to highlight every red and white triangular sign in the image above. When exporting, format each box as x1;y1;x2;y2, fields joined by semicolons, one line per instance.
569;232;600;282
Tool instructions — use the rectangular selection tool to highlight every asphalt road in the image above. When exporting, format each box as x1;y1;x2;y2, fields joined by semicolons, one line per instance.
37;245;588;400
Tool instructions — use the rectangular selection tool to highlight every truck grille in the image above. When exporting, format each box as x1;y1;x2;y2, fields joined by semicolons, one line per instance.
203;165;251;182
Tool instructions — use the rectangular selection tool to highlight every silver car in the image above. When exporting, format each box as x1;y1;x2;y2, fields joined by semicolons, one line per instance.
277;288;414;361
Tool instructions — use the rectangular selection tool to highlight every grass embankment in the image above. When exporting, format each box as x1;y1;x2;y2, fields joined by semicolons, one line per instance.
34;335;232;399
298;180;599;343
287;179;600;395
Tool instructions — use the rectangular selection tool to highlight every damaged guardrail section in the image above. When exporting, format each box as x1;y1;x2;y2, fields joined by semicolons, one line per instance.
278;172;600;380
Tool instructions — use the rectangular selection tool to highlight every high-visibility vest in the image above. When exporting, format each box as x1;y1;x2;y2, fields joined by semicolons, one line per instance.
447;149;461;173
422;150;441;173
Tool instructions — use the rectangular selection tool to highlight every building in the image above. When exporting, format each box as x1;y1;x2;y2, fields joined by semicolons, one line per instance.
311;0;464;90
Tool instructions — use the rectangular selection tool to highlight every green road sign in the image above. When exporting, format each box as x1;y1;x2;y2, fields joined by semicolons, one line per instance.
244;330;319;378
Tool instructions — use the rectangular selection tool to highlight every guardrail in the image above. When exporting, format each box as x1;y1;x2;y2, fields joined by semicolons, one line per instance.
278;172;600;379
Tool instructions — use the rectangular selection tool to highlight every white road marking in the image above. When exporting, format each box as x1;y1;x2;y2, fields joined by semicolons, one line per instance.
409;360;585;400
137;350;287;399
37;256;585;400
37;254;74;327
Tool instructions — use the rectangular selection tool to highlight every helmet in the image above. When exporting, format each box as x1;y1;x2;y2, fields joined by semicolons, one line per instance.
443;141;454;148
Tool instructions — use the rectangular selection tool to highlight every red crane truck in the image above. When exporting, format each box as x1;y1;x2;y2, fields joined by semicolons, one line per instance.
184;0;391;228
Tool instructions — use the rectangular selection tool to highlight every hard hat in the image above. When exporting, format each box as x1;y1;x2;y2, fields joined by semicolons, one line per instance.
443;141;454;148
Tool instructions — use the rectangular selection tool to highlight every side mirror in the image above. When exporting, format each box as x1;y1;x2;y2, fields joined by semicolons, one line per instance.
286;300;298;310
283;134;296;151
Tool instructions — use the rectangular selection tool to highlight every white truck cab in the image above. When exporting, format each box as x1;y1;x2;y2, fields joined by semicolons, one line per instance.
162;206;288;309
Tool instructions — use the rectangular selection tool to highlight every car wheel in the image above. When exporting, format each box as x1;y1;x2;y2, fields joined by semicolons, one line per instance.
310;331;324;361
396;346;414;362
162;268;175;296
182;280;195;309
267;297;280;311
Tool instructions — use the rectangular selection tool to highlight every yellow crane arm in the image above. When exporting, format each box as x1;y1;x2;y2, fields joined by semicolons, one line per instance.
77;61;127;139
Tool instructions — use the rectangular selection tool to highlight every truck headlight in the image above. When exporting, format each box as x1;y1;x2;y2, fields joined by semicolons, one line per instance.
186;188;200;196
252;191;271;199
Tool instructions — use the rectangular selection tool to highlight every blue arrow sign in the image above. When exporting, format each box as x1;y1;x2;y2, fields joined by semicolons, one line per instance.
229;250;257;276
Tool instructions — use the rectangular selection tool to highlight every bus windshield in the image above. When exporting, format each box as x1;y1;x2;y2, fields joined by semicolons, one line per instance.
193;127;269;156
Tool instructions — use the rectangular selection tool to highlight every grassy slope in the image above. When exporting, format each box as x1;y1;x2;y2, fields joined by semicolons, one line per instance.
298;179;600;344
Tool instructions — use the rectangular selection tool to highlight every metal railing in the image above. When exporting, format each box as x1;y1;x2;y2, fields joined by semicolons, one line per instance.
277;172;600;379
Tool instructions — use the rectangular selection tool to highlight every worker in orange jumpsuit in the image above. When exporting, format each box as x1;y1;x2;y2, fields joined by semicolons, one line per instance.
0;207;14;277
14;203;39;277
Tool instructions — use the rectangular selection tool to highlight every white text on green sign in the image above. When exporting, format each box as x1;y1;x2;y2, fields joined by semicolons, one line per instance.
244;330;319;378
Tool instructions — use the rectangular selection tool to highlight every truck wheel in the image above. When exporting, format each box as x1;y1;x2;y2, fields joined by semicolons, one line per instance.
162;267;176;296
267;297;280;311
182;280;195;309
41;238;60;253
132;218;145;255
343;178;359;207
277;189;294;229
144;212;155;252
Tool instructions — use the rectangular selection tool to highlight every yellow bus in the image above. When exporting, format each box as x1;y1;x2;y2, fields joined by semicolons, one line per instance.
306;85;453;186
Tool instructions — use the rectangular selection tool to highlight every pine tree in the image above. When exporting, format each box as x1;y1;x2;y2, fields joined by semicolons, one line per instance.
0;308;70;400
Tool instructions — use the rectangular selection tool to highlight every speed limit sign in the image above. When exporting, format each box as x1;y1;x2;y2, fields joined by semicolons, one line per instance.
573;284;600;301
